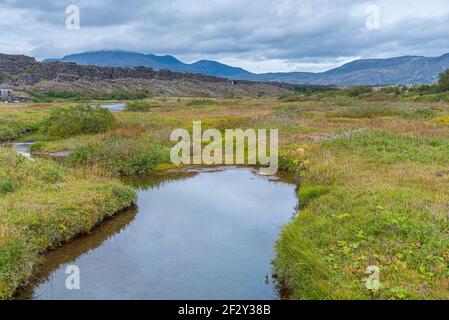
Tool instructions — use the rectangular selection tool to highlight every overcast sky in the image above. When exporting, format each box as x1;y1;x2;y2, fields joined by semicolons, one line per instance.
1;0;449;73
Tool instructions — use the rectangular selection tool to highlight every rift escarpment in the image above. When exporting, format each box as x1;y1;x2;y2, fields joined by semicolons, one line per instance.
0;54;288;97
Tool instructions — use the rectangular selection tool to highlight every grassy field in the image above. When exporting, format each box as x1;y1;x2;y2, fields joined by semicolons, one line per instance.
0;89;449;299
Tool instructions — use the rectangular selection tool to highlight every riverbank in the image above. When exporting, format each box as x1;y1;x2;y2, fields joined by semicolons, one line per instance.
274;133;449;299
0;148;136;299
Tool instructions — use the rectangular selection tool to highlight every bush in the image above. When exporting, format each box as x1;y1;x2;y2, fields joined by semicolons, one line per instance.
68;137;170;176
0;120;38;141
344;86;373;97
0;179;13;194
27;89;152;102
438;69;449;92
0;125;16;141
35;162;66;183
412;108;435;118
125;101;152;112
186;99;214;107
39;105;116;138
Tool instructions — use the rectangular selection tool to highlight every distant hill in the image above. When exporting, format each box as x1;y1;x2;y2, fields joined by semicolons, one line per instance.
45;51;449;86
236;54;449;85
44;51;252;78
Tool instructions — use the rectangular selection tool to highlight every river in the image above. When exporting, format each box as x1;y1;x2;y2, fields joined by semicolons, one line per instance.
17;167;297;300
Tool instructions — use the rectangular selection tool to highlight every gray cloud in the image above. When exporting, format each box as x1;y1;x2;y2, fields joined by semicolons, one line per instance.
0;0;448;72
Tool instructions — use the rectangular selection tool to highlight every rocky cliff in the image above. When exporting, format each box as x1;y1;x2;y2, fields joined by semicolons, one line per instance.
0;53;288;97
0;53;232;85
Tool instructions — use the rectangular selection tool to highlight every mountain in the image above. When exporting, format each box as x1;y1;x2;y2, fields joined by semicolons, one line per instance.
44;51;449;85
44;51;252;78
233;54;449;85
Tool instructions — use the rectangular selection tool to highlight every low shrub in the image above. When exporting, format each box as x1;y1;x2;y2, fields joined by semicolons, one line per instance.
27;89;152;102
0;179;13;194
411;108;436;118
186;99;215;107
344;86;373;97
68;137;170;176
125;101;152;112
39;105;116;139
0;120;39;141
0;125;16;141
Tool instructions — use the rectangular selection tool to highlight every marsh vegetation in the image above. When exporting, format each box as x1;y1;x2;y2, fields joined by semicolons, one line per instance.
1;84;449;299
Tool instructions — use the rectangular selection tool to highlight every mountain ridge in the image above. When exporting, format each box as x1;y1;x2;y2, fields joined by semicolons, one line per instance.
45;50;449;86
44;50;252;78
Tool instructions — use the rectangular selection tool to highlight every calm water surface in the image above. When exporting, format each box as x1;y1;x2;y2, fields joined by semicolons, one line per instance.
17;167;297;300
97;102;127;112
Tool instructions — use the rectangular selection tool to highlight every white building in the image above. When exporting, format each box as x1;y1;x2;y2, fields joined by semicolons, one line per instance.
0;89;13;101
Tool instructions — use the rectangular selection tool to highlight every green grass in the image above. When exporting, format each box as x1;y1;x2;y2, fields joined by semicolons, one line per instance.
0;148;136;299
275;185;449;299
325;130;449;165
298;184;328;207
328;105;410;119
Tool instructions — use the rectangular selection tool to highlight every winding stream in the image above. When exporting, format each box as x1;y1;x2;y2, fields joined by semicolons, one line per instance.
17;167;297;300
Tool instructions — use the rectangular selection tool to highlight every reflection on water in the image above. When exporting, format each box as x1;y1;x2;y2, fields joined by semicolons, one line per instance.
17;167;297;300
